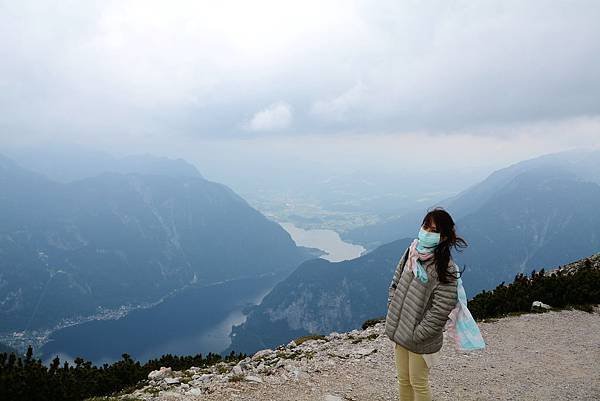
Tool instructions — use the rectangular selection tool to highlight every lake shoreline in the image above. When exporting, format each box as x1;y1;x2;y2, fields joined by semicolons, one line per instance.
278;221;366;262
9;224;365;367
34;270;290;366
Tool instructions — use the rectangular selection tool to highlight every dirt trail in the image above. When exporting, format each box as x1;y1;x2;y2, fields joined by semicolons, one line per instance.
194;307;600;401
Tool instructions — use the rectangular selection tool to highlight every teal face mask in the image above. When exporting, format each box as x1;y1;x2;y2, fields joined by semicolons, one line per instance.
417;227;440;252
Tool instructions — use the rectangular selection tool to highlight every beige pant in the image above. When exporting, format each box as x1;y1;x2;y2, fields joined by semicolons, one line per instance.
394;343;432;401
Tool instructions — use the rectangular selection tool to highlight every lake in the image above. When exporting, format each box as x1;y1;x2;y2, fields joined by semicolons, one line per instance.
40;224;365;366
279;222;366;262
40;273;282;366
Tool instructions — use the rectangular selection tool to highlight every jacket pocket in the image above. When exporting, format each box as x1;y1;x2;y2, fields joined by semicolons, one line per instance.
411;287;435;333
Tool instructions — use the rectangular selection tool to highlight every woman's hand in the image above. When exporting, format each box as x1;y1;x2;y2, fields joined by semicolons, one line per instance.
412;279;458;343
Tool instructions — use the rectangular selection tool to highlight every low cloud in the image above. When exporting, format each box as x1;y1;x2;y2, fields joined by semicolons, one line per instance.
310;81;368;122
244;102;293;132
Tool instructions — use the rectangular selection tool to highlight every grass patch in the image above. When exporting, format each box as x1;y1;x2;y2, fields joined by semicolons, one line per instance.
303;350;316;360
293;334;327;346
284;350;303;360
228;373;245;382
215;363;230;374
566;303;597;313
349;332;378;344
143;387;160;396
114;381;146;396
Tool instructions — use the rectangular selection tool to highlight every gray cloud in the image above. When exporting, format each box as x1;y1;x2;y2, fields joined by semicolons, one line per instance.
1;0;599;144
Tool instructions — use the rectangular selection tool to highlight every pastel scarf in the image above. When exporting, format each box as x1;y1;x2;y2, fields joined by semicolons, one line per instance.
444;276;487;352
406;238;434;283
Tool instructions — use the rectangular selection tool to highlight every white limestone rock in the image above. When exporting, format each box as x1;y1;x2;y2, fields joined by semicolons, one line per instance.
148;366;173;380
245;375;263;383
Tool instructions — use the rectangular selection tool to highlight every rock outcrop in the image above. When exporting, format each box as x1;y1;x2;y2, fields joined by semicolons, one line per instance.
114;305;600;401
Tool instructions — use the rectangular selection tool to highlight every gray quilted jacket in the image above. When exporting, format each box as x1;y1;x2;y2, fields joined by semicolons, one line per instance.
385;246;459;354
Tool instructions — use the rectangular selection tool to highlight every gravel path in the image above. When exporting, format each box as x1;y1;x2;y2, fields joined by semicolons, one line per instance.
192;306;600;401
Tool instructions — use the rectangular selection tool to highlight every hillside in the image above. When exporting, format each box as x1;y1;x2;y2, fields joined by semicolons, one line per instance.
454;166;600;296
0;342;18;355
226;238;412;354
342;148;600;250
111;306;600;401
344;159;600;297
0;153;312;333
339;150;600;299
227;235;599;357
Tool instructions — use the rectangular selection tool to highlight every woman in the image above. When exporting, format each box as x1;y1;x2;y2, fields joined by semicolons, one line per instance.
385;207;467;401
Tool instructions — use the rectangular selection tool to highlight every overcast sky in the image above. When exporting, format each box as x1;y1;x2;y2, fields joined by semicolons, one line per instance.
1;0;599;181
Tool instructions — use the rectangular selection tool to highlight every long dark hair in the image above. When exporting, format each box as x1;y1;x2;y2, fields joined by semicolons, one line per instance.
421;206;467;284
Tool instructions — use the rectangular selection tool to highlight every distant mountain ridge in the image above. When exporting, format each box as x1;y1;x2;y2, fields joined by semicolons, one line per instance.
0;154;312;333
3;145;204;182
226;237;411;354
336;149;600;296
228;150;600;354
342;148;600;251
454;165;600;294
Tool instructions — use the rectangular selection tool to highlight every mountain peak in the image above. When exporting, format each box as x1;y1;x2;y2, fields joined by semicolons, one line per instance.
1;148;205;182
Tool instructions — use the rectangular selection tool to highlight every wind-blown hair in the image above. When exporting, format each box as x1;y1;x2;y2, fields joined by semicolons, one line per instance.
421;206;467;284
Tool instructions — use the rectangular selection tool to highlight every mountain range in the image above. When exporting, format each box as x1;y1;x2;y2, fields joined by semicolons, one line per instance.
227;149;600;354
0;154;313;333
341;149;600;251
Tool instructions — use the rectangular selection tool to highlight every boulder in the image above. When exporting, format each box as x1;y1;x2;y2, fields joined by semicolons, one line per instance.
187;388;202;396
148;366;173;380
164;377;180;385
532;301;552;310
252;349;274;361
245;375;263;383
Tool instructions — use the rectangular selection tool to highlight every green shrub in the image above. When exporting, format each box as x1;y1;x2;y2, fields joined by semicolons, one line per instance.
361;317;385;330
0;347;246;401
468;264;600;320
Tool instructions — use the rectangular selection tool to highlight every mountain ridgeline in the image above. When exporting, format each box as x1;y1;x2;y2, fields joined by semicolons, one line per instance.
342;149;600;251
228;150;600;354
454;165;600;294
339;150;600;298
228;245;600;355
0;154;313;333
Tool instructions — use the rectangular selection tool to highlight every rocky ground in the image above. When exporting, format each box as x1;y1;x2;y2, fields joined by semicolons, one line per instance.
111;306;600;401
